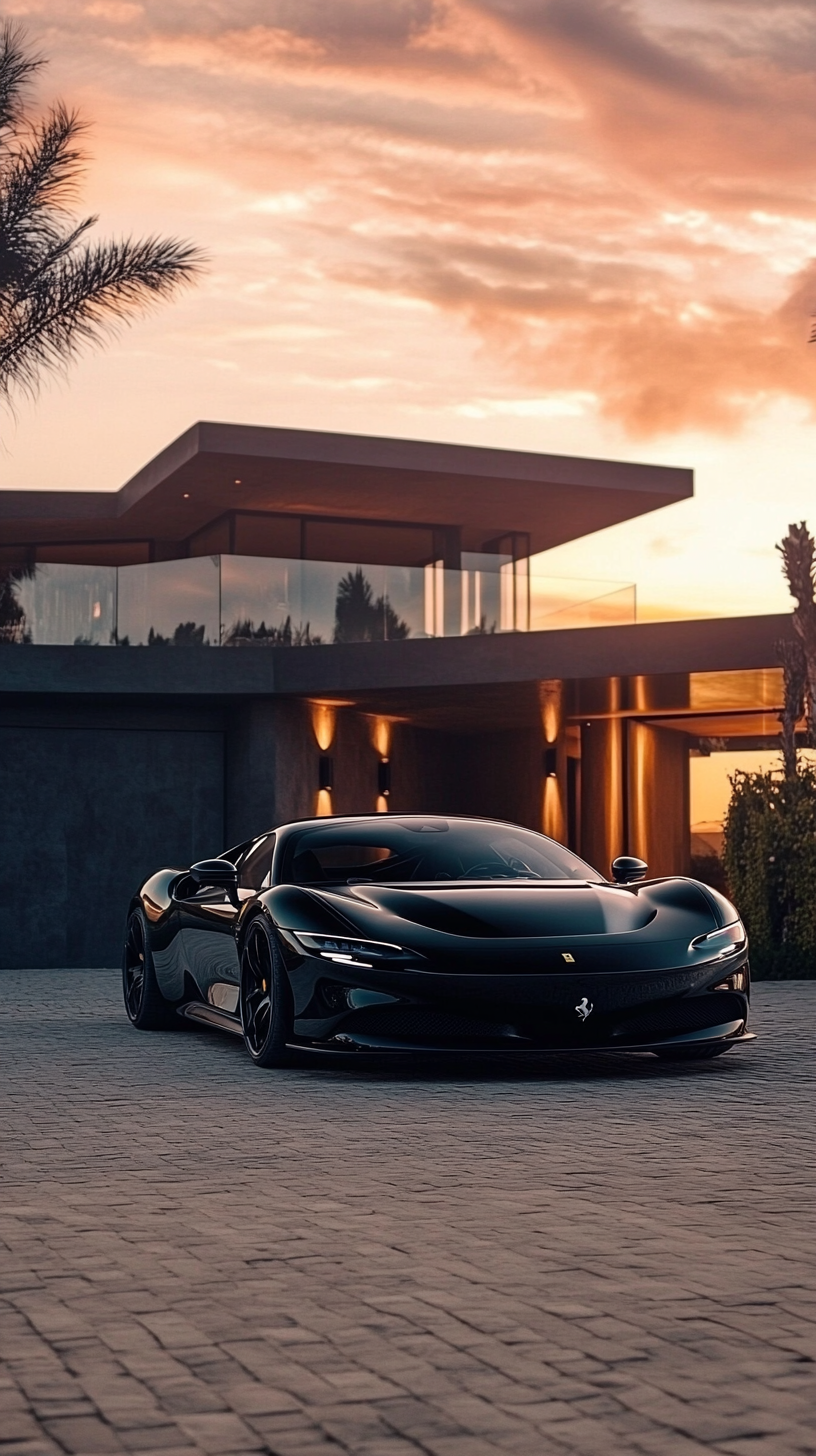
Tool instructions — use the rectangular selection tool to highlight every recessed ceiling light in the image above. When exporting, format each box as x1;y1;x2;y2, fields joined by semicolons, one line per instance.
234;478;242;485
183;492;191;499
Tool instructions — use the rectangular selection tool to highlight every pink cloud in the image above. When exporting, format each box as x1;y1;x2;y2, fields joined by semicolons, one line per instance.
11;0;816;437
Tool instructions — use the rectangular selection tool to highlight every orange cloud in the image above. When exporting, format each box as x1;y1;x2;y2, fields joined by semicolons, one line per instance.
14;0;816;437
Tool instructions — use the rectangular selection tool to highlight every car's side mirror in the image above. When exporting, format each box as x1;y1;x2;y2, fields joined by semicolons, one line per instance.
611;855;648;884
189;858;239;901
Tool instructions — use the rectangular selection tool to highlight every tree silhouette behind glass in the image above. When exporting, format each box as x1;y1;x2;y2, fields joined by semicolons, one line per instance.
334;568;410;643
0;561;32;641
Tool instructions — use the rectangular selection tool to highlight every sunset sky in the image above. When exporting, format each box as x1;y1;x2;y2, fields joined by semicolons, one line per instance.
2;0;816;620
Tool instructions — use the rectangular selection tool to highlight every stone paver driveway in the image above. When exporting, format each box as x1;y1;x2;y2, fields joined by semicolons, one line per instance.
0;972;814;1456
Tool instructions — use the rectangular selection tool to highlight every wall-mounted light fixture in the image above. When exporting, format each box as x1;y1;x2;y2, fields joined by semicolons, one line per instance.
377;758;391;798
543;747;557;779
318;755;334;792
311;702;336;753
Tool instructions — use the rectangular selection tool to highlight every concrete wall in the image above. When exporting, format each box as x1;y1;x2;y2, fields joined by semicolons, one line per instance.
0;710;224;968
440;727;543;830
0;676;691;967
222;703;528;841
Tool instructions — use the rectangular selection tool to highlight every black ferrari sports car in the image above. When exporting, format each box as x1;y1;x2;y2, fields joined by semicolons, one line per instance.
123;814;753;1065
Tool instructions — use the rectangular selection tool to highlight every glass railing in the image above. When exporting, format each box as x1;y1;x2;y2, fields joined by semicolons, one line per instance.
1;555;635;646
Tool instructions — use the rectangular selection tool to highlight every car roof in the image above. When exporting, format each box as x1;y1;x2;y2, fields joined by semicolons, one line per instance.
274;813;528;835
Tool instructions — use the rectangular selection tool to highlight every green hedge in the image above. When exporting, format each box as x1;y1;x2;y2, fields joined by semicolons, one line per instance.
723;766;816;979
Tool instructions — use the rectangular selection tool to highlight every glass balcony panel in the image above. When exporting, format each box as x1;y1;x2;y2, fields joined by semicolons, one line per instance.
305;559;375;643
11;563;116;645
460;551;512;574
465;569;502;636
424;561;443;637
5;552;636;645
117;556;219;646
323;561;425;643
379;564;426;640
221;555;308;645
530;577;636;631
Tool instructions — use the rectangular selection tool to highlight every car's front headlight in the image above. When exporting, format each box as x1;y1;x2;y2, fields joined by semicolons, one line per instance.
689;920;747;960
291;933;419;968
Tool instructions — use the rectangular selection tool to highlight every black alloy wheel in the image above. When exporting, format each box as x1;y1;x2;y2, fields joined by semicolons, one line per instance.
240;918;294;1067
122;909;173;1030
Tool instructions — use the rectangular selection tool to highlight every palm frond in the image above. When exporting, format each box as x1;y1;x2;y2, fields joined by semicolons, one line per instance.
1;105;87;232
0;22;42;135
0;26;206;410
0;235;204;399
777;522;816;612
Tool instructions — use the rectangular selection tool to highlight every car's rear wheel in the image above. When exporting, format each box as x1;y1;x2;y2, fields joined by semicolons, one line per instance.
240;918;294;1067
655;1042;731;1061
122;909;173;1030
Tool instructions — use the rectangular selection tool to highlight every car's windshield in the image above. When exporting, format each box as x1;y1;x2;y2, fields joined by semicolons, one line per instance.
281;819;602;886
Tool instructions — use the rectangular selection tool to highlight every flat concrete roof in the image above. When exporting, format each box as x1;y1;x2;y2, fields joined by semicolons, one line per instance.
0;421;693;556
0;615;791;719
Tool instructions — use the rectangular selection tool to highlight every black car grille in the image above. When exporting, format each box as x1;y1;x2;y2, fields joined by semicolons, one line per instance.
333;990;747;1050
343;1005;518;1044
611;991;746;1044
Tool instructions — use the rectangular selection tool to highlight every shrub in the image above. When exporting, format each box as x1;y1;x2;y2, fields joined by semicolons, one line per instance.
223;617;321;646
723;765;816;978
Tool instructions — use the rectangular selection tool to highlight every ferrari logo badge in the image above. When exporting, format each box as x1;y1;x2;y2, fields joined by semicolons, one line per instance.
562;952;575;963
575;997;593;1021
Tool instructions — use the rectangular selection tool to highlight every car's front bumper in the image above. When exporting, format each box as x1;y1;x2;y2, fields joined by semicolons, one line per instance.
286;953;752;1054
289;1027;756;1056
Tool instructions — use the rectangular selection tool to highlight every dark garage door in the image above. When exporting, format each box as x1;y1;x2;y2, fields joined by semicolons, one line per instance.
0;726;224;968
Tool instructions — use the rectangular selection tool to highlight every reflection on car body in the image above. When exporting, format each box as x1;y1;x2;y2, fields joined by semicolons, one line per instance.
122;815;754;1067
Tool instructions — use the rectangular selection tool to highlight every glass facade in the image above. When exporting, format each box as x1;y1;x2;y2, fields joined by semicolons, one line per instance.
0;554;635;646
10;563;116;646
117;557;220;646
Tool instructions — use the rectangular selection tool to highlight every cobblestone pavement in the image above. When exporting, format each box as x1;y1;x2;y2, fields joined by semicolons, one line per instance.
1;973;814;1456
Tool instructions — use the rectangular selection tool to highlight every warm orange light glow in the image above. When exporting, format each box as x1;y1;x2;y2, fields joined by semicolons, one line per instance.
310;702;336;752
376;794;389;814
630;676;649;713
606;711;625;866
315;788;333;817
580;679;625;870
369;716;395;757
542;775;565;842
539;680;565;841
628;721;652;863
539;679;562;745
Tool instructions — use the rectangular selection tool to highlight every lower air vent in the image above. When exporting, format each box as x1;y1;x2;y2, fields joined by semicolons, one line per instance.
612;991;745;1044
344;1005;517;1043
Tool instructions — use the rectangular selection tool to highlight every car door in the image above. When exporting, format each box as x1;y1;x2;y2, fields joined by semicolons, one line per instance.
174;880;242;1010
176;834;276;1011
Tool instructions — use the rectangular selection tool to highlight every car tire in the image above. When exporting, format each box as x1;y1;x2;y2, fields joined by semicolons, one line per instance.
240;917;295;1068
655;1042;731;1061
123;908;174;1030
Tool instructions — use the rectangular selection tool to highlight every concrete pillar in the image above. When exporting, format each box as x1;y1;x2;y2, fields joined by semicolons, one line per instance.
579;678;625;876
627;722;690;877
225;698;314;845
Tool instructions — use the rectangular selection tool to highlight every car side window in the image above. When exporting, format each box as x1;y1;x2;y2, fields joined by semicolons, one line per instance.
237;834;276;890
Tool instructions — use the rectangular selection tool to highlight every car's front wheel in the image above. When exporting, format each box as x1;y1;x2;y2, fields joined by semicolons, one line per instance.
240;918;294;1067
122;909;173;1030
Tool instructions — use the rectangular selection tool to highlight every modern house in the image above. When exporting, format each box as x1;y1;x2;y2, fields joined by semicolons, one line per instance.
0;421;793;967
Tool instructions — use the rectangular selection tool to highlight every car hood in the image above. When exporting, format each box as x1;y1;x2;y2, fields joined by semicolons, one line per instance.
339;879;717;941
